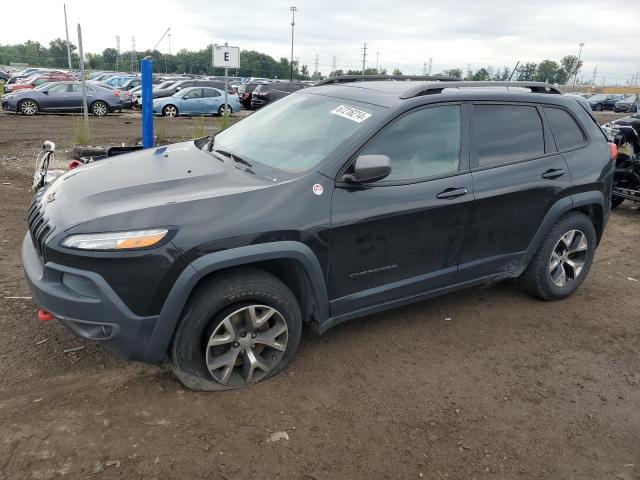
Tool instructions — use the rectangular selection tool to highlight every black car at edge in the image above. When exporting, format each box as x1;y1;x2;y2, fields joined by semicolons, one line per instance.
22;77;615;391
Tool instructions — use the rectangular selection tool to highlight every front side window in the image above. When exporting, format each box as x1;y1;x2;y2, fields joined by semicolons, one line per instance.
475;105;544;166
360;105;461;182
47;83;68;93
184;89;203;99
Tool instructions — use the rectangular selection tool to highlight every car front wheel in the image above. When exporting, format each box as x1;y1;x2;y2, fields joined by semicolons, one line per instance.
520;212;596;301
19;99;38;115
170;268;302;391
162;105;178;117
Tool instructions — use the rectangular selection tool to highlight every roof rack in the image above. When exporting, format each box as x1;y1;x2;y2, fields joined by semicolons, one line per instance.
314;75;457;85
399;81;562;99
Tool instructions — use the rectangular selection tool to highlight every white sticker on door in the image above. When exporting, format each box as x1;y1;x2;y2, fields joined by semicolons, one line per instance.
330;105;372;123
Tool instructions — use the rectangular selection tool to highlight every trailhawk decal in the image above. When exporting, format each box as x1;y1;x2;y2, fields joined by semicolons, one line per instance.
330;105;372;123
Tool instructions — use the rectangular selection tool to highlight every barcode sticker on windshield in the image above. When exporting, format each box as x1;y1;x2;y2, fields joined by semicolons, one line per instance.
330;105;372;123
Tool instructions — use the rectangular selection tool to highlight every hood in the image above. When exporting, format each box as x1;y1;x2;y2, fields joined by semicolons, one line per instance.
40;141;278;235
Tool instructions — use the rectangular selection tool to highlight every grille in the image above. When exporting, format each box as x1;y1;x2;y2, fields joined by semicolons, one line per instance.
27;191;52;260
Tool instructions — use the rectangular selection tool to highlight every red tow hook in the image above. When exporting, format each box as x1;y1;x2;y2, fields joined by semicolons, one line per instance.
37;308;55;322
68;160;82;170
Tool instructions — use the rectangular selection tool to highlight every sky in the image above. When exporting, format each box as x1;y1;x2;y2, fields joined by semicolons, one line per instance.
2;0;639;84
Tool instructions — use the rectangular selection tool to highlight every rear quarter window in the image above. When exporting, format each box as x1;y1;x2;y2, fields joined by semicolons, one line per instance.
543;107;586;151
474;104;545;167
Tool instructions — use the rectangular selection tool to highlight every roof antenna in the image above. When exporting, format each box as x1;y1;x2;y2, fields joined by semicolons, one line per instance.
508;61;520;81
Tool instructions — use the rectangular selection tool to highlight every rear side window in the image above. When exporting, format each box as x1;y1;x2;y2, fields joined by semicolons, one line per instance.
544;107;585;151
475;105;544;166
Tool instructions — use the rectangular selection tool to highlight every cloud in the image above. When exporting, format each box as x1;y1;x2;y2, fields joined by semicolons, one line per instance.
3;0;638;83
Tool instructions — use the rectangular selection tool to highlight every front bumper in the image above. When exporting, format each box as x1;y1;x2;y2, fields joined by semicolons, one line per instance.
21;233;159;362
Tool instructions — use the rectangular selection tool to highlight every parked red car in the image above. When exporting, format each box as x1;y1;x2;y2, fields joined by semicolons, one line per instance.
4;72;75;94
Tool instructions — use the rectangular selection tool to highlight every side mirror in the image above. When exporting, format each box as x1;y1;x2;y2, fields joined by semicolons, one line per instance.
344;154;391;184
43;91;49;95
175;87;182;91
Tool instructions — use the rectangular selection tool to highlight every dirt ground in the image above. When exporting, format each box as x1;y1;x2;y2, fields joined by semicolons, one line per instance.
0;111;638;480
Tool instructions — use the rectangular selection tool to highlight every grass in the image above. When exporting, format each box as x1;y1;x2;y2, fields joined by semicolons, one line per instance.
0;81;4;96
220;113;232;131
193;114;206;138
155;118;167;145
73;116;92;145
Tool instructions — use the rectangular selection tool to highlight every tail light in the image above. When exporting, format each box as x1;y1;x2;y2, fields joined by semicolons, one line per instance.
609;142;618;161
113;90;121;97
37;308;55;322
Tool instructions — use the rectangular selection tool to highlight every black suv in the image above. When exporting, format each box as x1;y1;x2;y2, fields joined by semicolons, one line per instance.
22;78;614;391
250;81;307;109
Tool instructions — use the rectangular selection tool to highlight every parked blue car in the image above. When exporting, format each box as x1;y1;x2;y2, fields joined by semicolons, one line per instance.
152;86;242;117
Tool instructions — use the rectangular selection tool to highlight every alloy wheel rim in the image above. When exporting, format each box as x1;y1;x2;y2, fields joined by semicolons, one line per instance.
205;304;288;387
549;229;588;287
22;101;36;114
165;106;177;117
94;103;107;116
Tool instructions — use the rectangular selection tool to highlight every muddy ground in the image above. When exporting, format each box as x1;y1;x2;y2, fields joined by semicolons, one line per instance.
0;111;638;480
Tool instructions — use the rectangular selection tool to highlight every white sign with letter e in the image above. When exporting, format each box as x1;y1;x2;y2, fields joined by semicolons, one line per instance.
213;45;240;68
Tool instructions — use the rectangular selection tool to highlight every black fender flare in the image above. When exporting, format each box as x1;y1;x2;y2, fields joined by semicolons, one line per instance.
517;191;606;275
143;241;329;364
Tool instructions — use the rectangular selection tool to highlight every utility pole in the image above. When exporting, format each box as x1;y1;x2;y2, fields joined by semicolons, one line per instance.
167;33;172;55
289;6;297;81
376;52;380;73
314;54;319;78
361;43;367;77
428;57;432;75
331;55;337;74
131;37;137;72
422;62;427;76
572;42;585;89
116;36;121;71
591;65;598;86
77;24;89;134
63;4;72;69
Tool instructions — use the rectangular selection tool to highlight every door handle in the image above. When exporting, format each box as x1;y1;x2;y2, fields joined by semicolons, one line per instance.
541;168;565;180
436;187;468;199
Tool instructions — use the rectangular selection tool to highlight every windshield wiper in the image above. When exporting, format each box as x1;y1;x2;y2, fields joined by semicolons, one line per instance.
213;149;253;168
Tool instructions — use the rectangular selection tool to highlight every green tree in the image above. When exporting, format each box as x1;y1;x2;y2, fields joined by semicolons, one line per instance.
392;68;403;75
516;62;537;81
440;68;462;79
560;55;583;83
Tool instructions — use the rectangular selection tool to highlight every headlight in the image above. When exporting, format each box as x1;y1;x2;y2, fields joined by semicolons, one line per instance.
61;228;168;250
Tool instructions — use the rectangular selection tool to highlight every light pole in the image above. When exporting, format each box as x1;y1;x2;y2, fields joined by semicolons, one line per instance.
290;6;297;81
573;42;585;89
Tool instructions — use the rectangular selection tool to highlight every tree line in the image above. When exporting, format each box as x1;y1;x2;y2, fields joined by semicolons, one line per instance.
0;39;583;85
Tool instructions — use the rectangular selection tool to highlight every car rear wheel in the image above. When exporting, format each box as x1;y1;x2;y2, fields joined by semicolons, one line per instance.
520;212;596;301
162;105;178;117
594;104;603;112
170;268;302;391
19;100;38;115
91;101;108;117
218;104;232;116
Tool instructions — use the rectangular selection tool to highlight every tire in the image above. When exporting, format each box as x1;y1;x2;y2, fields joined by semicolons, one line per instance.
611;196;625;209
18;99;38;116
595;104;603;112
91;101;109;117
162;104;178;117
520;212;596;301
170;268;302;391
218;104;232;116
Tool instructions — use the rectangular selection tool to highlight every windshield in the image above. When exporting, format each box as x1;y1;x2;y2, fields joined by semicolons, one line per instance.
34;82;54;91
211;92;384;173
589;94;605;101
